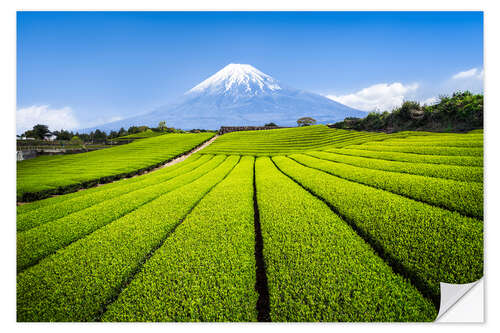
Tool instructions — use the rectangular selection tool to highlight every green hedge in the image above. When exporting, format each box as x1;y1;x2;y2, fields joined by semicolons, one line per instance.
255;157;436;321
273;156;483;305
17;156;239;322
103;156;257;321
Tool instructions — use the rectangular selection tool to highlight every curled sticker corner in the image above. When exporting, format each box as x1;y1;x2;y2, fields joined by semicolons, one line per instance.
435;277;483;322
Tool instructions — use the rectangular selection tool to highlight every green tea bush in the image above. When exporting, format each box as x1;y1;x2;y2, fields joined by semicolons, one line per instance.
273;156;483;304
17;156;239;322
255;157;436;321
103;156;257;321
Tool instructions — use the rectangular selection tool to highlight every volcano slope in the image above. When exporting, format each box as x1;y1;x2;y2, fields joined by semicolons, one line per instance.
17;125;483;322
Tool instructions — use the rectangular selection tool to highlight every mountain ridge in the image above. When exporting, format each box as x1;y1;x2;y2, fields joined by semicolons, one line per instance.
81;64;366;132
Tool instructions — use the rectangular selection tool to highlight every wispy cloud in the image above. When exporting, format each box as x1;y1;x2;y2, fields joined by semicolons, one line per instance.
326;82;419;112
445;67;484;94
452;68;484;80
107;116;123;122
81;116;124;130
16;105;79;134
421;96;439;105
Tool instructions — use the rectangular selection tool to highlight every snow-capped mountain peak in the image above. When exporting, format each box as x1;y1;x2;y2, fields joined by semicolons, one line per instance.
186;63;282;96
82;63;367;132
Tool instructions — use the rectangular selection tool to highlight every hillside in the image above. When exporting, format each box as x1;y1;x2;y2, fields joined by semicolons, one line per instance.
17;133;214;201
17;126;483;322
116;129;166;140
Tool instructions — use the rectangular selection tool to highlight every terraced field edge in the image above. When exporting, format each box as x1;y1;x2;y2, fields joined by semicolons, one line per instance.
17;135;216;203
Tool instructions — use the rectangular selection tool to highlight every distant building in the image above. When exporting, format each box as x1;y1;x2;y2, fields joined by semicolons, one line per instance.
44;134;58;141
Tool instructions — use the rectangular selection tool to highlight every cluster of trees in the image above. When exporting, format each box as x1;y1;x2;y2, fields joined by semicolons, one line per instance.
331;91;483;132
264;118;317;127
263;119;317;128
19;121;215;143
20;124;52;140
297;117;317;127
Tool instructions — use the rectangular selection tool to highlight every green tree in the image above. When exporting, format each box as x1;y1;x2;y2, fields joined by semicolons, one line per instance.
297;117;317;127
118;127;127;136
31;124;50;140
53;130;73;141
93;129;107;141
265;122;277;127
127;126;140;134
108;130;119;139
22;130;36;139
70;135;83;145
158;121;167;132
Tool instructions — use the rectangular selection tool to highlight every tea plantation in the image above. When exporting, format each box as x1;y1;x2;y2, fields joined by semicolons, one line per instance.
16;125;483;322
16;132;215;201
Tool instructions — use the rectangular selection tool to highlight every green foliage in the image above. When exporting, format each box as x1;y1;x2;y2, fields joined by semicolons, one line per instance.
273;156;483;303
17;155;225;272
116;129;165;140
332;91;483;132
17;154;208;232
325;147;483;167
16;155;206;215
297;117;317;127
158;121;167;131
431;91;483;123
264;122;277;127
350;142;482;157
290;153;483;218
69;135;83;145
16;156;239;322
255;157;436;321
307;150;482;183
103;156;258;322
16;124;483;322
203;125;392;155
22;124;50;140
93;129;107;141
118;127;127;136
16;132;215;201
53;130;73;141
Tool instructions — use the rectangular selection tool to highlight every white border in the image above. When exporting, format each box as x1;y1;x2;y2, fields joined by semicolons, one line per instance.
2;1;498;332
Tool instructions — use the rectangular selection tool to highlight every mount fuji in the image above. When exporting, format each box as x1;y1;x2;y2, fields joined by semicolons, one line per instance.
83;64;366;132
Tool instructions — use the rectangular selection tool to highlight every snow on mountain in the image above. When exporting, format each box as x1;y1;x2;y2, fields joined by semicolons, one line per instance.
81;63;366;132
187;63;282;96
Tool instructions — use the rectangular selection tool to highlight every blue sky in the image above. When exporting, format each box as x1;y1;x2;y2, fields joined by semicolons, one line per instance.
17;11;483;132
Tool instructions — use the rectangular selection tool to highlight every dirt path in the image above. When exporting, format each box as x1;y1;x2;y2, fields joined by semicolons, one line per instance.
158;134;219;169
97;134;219;179
16;135;219;205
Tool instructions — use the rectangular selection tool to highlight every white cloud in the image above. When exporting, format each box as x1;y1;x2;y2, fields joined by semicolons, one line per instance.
452;68;484;80
82;116;124;130
445;68;484;94
421;96;439;105
326;82;419;112
17;105;79;134
108;116;123;122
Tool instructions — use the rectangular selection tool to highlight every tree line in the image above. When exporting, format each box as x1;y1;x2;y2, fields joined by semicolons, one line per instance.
331;91;483;133
18;121;214;143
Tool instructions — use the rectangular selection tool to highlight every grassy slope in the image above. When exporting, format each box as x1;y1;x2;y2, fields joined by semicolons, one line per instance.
17;132;214;201
16;125;483;322
116;129;165;140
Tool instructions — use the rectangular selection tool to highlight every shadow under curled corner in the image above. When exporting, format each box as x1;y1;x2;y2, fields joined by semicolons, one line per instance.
435;278;484;323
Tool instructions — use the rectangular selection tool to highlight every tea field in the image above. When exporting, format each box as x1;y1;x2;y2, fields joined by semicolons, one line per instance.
16;125;483;322
16;132;215;201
